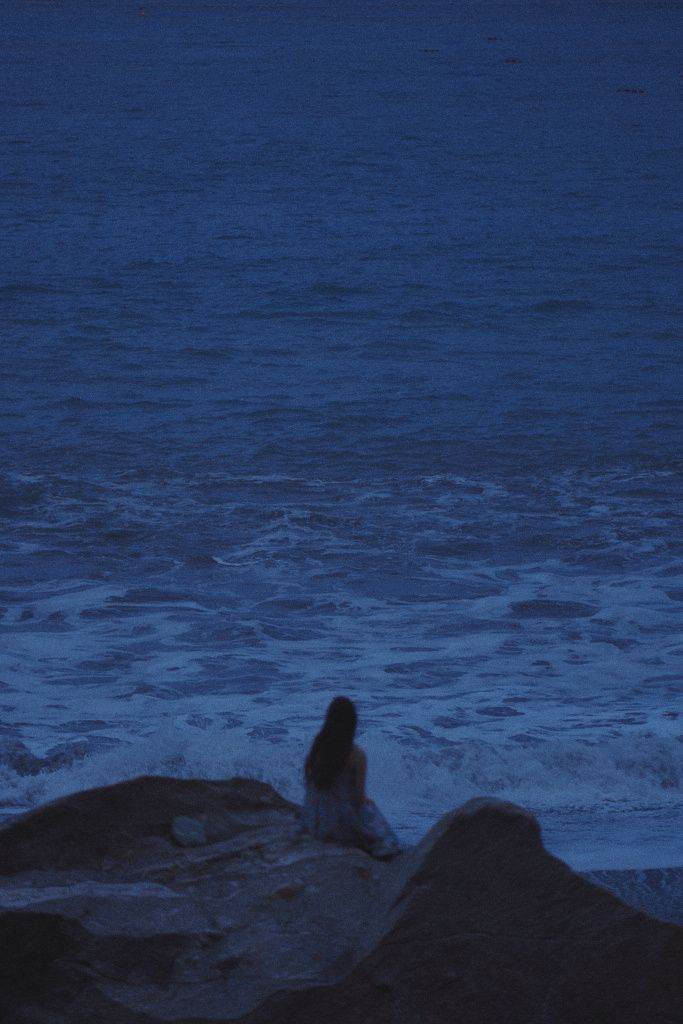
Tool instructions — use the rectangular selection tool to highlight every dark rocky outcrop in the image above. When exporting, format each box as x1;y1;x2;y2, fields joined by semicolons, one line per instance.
0;778;681;1023
0;775;296;874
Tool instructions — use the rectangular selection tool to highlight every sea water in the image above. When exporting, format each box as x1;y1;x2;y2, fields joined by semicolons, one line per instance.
2;0;682;876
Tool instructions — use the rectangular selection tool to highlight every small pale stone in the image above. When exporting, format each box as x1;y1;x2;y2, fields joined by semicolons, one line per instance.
171;815;207;847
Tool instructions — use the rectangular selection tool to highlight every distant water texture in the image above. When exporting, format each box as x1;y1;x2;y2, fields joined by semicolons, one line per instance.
2;0;682;871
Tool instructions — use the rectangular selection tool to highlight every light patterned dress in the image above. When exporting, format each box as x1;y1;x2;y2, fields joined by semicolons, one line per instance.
301;763;401;859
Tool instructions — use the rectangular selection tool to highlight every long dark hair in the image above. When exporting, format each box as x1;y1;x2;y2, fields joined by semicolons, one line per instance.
305;696;358;790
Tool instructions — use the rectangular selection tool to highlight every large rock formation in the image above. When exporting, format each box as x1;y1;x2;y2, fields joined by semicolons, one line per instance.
0;777;681;1023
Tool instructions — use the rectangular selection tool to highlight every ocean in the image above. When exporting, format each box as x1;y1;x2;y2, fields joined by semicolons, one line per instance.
2;0;682;874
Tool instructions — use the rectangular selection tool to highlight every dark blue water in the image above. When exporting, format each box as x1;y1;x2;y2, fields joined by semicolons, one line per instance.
2;0;682;868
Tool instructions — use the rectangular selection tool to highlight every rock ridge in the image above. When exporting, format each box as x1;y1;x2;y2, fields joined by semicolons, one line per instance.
0;777;681;1023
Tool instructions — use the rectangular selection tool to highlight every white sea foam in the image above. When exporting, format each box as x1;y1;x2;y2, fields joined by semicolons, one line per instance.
2;710;681;870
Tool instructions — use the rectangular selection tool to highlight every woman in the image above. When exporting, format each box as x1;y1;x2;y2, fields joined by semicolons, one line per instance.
301;696;401;859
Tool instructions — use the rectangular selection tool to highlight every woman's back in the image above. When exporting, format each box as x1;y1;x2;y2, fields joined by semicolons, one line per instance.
301;699;400;859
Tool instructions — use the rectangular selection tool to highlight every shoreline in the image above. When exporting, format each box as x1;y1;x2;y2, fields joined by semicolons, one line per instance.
2;775;682;925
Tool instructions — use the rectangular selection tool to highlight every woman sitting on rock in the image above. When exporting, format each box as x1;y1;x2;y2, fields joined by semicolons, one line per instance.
301;696;401;859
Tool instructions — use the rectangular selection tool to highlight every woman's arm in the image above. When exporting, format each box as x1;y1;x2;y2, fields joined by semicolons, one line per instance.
349;745;369;807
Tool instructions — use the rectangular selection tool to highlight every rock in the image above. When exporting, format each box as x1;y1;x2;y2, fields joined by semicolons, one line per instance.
0;775;297;874
0;782;682;1023
0;776;386;1023
0;910;77;997
171;815;208;847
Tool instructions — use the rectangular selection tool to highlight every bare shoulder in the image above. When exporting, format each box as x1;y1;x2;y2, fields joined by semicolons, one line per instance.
349;744;367;767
